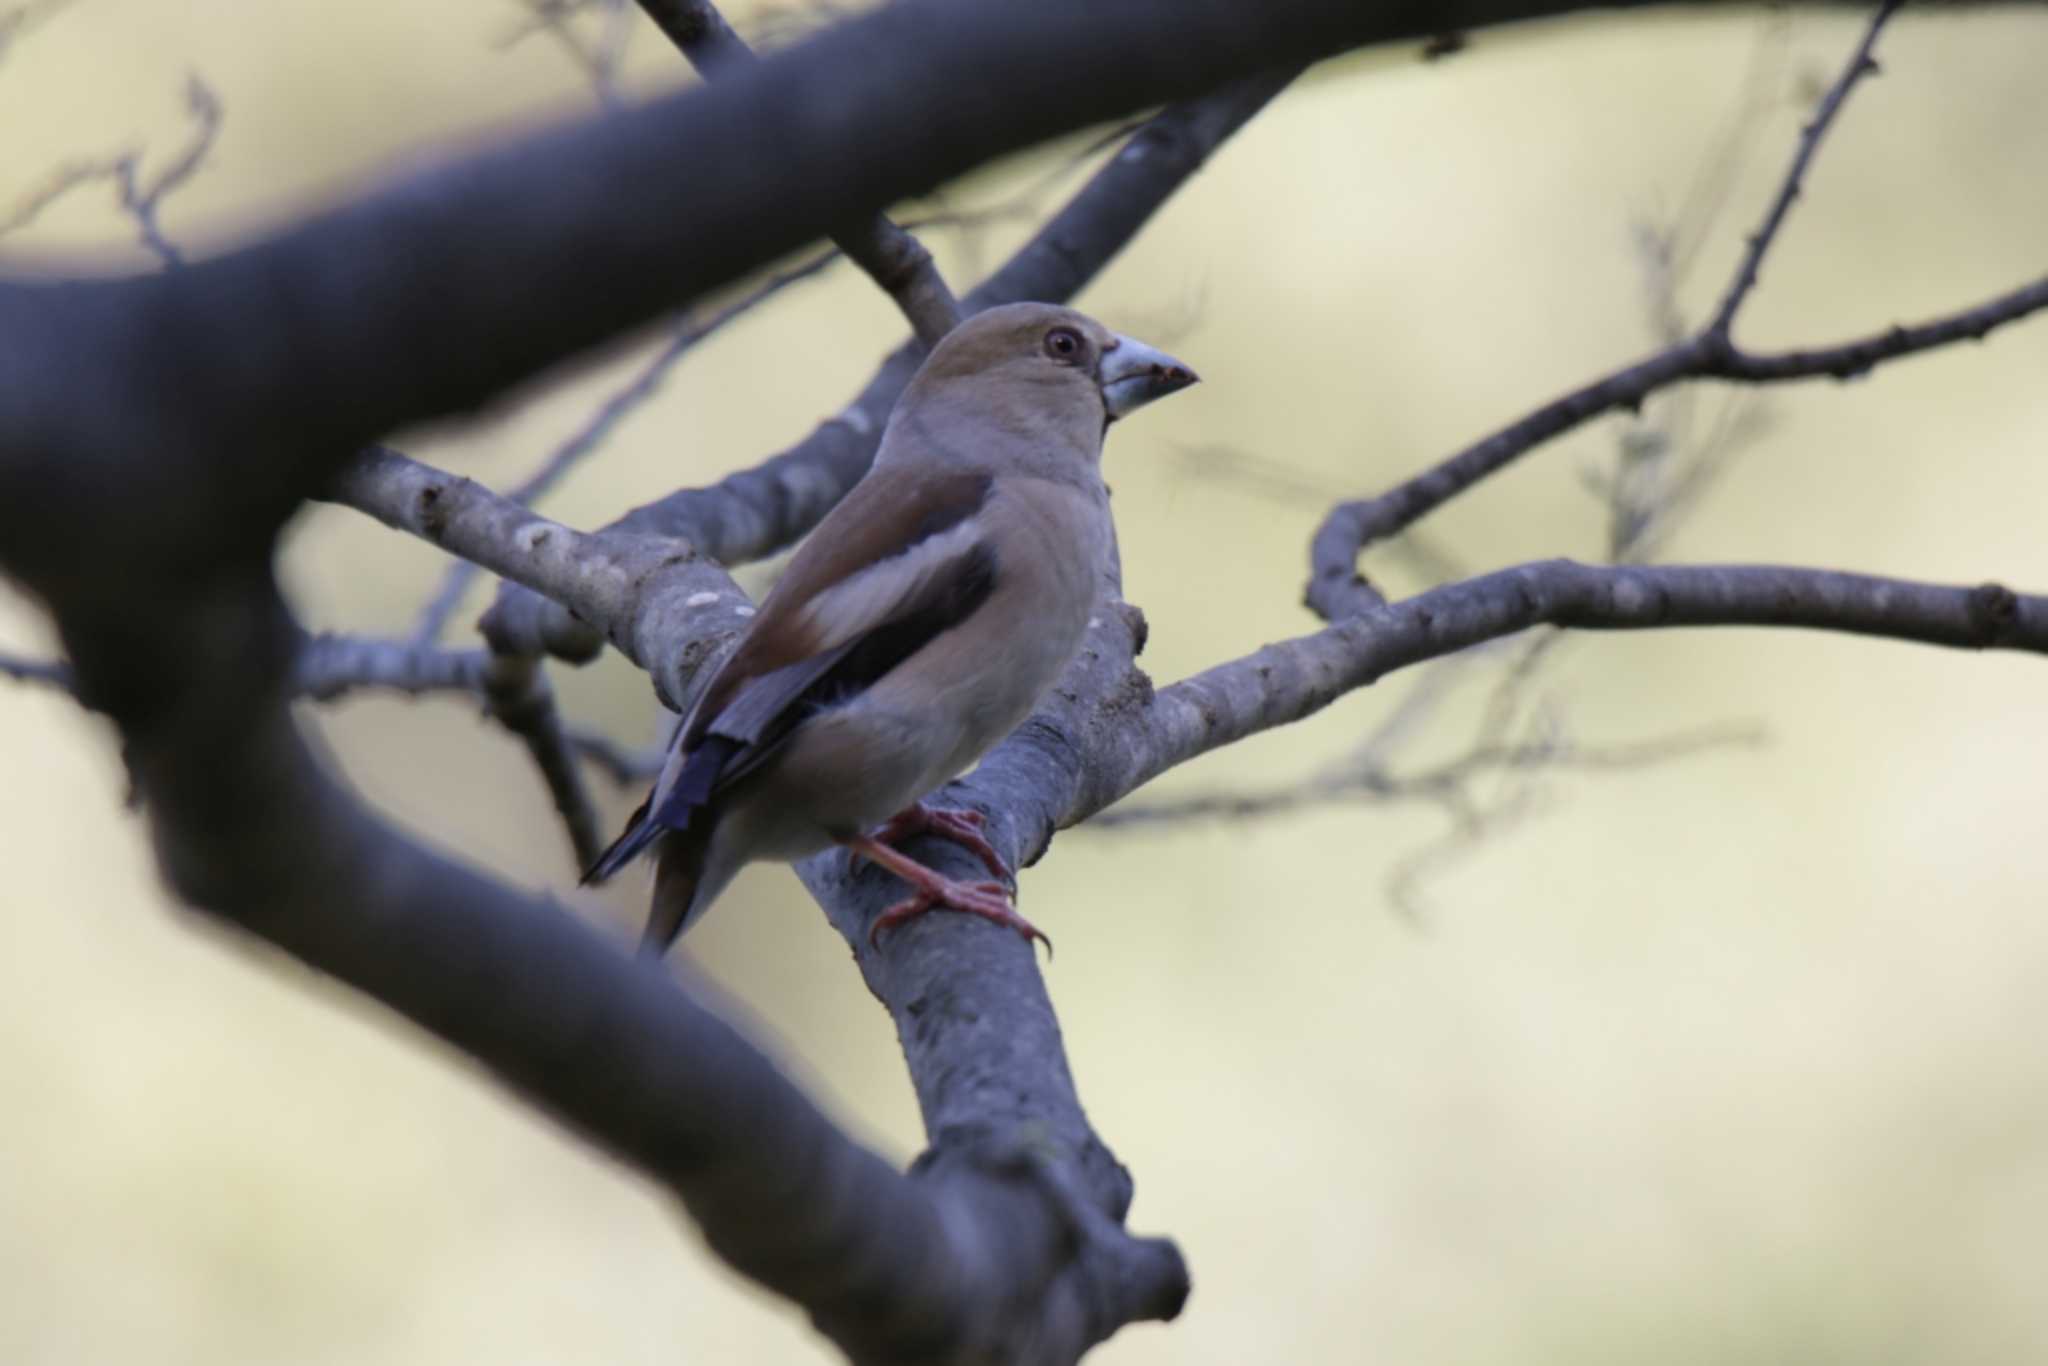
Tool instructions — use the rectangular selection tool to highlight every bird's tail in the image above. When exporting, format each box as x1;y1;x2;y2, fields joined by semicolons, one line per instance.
580;796;662;886
641;818;715;955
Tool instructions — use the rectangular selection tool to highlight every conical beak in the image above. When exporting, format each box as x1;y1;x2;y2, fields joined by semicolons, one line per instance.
1099;334;1199;421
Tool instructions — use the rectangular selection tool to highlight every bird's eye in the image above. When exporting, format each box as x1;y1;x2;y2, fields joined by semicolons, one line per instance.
1043;327;1083;362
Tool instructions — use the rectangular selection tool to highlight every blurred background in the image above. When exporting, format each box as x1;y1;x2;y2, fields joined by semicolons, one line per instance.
4;3;2048;1362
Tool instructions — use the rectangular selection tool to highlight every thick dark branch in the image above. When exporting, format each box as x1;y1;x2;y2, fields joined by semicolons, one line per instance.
483;68;1299;658
60;570;1172;1366
632;0;962;346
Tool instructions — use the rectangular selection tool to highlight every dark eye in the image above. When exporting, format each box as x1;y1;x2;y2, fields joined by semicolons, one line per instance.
1043;327;1083;362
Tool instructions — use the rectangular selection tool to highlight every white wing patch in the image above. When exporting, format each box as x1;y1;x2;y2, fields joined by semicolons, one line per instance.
791;515;988;654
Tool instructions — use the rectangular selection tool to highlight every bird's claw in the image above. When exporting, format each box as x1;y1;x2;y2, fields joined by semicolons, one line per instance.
868;878;1052;956
873;802;1016;891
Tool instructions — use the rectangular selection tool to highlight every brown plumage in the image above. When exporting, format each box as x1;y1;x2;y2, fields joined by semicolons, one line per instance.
583;302;1197;952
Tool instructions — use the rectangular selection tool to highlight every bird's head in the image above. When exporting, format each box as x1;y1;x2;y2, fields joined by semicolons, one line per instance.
906;303;1198;451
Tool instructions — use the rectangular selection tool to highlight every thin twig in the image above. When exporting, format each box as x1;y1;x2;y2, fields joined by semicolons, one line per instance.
632;0;963;345
0;74;220;267
569;724;666;785
1705;1;1900;338
407;249;837;644
481;650;607;868
1305;4;2017;623
1306;269;2048;620
1091;720;1764;828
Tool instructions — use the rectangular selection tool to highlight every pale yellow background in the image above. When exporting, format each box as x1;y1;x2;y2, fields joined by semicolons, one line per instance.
4;4;2047;1363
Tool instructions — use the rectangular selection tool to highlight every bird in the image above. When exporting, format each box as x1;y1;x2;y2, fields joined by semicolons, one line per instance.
582;302;1197;955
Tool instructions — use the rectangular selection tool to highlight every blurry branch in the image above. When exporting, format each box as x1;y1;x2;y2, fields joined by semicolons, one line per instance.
483;68;1301;660
294;633;489;701
633;0;962;347
500;0;636;105
0;647;72;691
569;723;665;785
1305;2;2048;621
0;0;73;65
408;249;838;645
0;74;220;265
1092;719;1765;829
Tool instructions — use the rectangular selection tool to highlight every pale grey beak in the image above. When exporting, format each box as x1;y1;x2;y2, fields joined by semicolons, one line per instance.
1099;334;1198;421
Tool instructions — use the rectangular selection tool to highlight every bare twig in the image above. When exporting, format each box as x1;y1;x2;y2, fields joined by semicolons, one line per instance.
569;723;665;785
1091;720;1765;829
0;0;74;65
633;0;963;346
1704;1;1899;338
1306;269;2048;619
294;633;489;701
481;649;606;867
407;250;837;644
499;0;635;106
1304;4;2048;622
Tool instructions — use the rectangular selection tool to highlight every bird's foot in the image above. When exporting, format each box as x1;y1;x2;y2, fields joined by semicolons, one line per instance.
872;801;1014;889
843;833;1050;954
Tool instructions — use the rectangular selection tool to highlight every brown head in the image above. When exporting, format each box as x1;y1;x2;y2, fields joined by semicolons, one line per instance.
887;303;1198;469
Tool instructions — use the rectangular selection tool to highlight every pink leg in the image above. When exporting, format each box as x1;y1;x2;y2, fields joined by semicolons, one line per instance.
872;801;1014;889
842;834;1049;953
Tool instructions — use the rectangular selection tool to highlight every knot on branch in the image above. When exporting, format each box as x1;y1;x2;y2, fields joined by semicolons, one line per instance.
1966;581;2021;645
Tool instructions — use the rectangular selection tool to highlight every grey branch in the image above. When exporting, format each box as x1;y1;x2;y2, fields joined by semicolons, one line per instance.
293;633;489;701
568;723;665;785
633;0;962;346
407;249;837;645
1072;562;2048;827
9;634;489;704
481;650;606;867
1704;1;1898;338
1305;3;2048;621
1305;274;2048;619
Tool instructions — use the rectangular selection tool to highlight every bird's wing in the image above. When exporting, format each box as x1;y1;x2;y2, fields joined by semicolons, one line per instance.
615;469;998;840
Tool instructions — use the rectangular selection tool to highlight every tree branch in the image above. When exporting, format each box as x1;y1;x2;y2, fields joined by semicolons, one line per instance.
633;0;963;346
407;249;838;645
293;632;489;701
1304;3;2048;621
480;649;606;868
1704;0;1898;338
1085;561;2048;824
